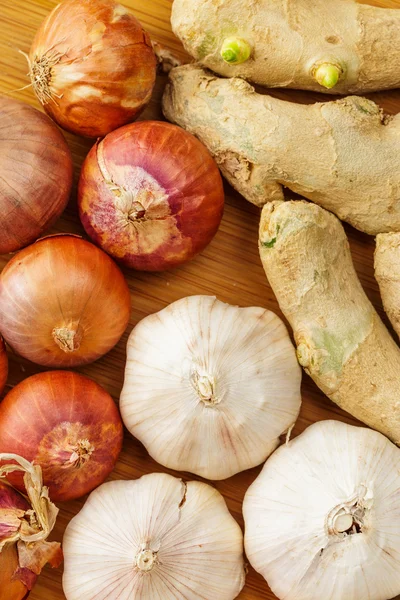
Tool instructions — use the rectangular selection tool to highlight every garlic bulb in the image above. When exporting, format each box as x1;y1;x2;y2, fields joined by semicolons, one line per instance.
243;420;400;600
120;295;302;480
63;472;245;600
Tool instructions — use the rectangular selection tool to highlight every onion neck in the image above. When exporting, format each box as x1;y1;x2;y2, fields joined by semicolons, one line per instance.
128;201;146;221
67;439;94;469
96;140;170;224
53;325;83;353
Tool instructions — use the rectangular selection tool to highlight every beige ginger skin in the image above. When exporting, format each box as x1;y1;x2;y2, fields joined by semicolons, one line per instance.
259;200;400;445
162;64;400;235
171;0;400;94
375;233;400;340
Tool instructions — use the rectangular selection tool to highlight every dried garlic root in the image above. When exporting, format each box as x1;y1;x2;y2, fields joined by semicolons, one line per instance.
375;233;400;341
171;0;400;94
259;200;400;444
162;64;400;235
120;295;301;480
63;473;245;600
244;420;400;600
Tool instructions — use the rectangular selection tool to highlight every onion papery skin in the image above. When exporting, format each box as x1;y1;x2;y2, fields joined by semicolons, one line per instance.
0;235;131;367
0;98;73;254
0;371;123;502
0;337;8;396
78;121;225;271
29;0;157;138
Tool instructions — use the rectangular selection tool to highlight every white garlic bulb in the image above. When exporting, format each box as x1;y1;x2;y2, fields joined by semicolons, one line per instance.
120;295;301;480
243;420;400;600
63;472;245;600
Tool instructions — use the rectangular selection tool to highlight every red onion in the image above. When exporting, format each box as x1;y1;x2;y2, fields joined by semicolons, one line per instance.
28;0;157;138
0;371;123;502
78;121;225;271
0;97;73;254
0;234;131;367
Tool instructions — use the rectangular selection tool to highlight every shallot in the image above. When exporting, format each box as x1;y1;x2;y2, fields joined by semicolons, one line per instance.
28;0;157;137
79;121;225;271
0;97;72;254
0;371;123;502
0;337;7;395
0;234;131;367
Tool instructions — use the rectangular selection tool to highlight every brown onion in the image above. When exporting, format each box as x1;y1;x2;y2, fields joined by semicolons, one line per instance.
78;121;225;271
0;371;123;502
0;97;73;254
0;337;8;396
0;234;131;367
28;0;157;138
0;455;61;599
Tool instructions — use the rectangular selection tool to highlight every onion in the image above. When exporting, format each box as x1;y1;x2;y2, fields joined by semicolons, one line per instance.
0;454;61;599
0;337;8;396
78;121;225;271
28;0;157;138
0;371;123;502
0;97;73;254
0;234;131;367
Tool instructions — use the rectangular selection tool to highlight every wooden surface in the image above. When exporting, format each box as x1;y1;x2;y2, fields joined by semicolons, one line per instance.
0;0;400;598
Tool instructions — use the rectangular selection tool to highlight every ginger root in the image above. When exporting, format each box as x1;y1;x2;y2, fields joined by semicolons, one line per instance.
259;200;400;444
171;0;400;94
375;233;400;340
162;64;400;235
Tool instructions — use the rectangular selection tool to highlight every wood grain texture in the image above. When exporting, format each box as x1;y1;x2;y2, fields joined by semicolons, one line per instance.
0;0;399;598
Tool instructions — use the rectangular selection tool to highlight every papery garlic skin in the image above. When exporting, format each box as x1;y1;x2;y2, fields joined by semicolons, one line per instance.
63;472;245;600
120;295;301;480
243;420;400;600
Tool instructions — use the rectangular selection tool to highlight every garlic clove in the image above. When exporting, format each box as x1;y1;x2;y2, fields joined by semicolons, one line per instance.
62;472;245;600
243;420;400;600
120;295;301;480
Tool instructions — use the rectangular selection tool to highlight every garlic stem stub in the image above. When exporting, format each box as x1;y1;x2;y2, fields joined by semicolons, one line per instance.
243;420;400;600
120;295;302;480
63;472;245;600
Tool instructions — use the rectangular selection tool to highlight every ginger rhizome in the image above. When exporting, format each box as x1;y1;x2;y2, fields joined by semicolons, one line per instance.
259;200;400;445
163;64;400;236
171;0;400;94
375;233;400;341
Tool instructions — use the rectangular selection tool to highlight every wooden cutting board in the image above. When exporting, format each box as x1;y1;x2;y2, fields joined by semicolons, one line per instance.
0;0;399;598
